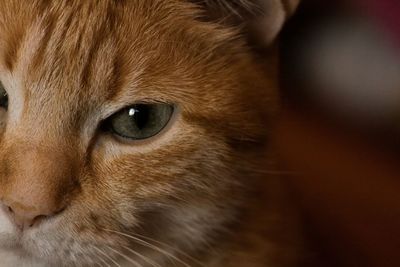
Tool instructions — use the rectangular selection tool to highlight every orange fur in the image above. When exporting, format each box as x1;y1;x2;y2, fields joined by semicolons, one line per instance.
0;1;301;266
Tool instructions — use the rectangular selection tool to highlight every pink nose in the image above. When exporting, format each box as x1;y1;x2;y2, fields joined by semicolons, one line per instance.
2;201;63;230
0;145;75;231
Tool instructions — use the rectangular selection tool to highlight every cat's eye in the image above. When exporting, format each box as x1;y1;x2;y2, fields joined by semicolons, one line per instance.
0;82;8;109
105;103;174;140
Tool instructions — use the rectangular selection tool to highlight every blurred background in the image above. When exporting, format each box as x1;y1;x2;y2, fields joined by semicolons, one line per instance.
276;0;400;266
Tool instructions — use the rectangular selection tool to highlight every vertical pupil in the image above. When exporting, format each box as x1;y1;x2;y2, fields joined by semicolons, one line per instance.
0;91;7;108
129;105;149;130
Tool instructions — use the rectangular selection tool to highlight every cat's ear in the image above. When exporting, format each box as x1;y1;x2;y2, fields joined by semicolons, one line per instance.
190;0;300;46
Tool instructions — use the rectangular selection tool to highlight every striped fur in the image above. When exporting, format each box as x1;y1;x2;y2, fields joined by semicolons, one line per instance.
0;1;301;266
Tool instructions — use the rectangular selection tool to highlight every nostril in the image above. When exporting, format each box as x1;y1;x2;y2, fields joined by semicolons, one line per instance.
2;202;68;230
54;206;66;216
30;214;48;228
6;205;14;214
28;207;66;228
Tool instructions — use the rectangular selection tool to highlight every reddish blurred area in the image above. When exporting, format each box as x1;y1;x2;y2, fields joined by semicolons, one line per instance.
357;0;400;45
277;0;400;266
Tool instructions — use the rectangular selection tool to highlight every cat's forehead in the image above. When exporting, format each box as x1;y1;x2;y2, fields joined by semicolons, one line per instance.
0;0;218;106
0;0;266;141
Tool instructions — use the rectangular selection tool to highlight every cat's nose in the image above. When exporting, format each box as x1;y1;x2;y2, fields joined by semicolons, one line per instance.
2;200;65;230
0;146;76;231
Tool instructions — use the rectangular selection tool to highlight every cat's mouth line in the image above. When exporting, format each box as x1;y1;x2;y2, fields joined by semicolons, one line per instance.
9;235;32;253
2;239;32;260
0;229;49;258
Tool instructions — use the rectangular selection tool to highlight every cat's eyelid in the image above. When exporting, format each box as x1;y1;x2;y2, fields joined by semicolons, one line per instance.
100;100;176;121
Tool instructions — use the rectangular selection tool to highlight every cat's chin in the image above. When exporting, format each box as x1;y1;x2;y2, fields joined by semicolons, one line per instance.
0;209;54;266
0;245;96;267
0;247;47;267
0;235;50;267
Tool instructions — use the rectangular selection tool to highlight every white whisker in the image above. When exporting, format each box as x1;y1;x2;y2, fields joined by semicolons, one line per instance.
131;232;204;267
102;228;193;267
74;243;93;267
97;254;112;267
121;244;163;267
93;246;122;267
106;245;142;267
90;247;111;267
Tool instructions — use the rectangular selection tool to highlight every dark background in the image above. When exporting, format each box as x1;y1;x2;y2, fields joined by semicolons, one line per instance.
277;1;400;266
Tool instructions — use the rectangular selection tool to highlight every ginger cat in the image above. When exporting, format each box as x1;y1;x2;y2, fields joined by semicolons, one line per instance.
0;1;301;266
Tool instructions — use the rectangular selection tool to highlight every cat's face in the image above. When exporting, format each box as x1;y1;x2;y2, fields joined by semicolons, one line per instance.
0;0;295;266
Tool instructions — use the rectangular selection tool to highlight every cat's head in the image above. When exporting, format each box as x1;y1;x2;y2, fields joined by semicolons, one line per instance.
0;0;298;266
